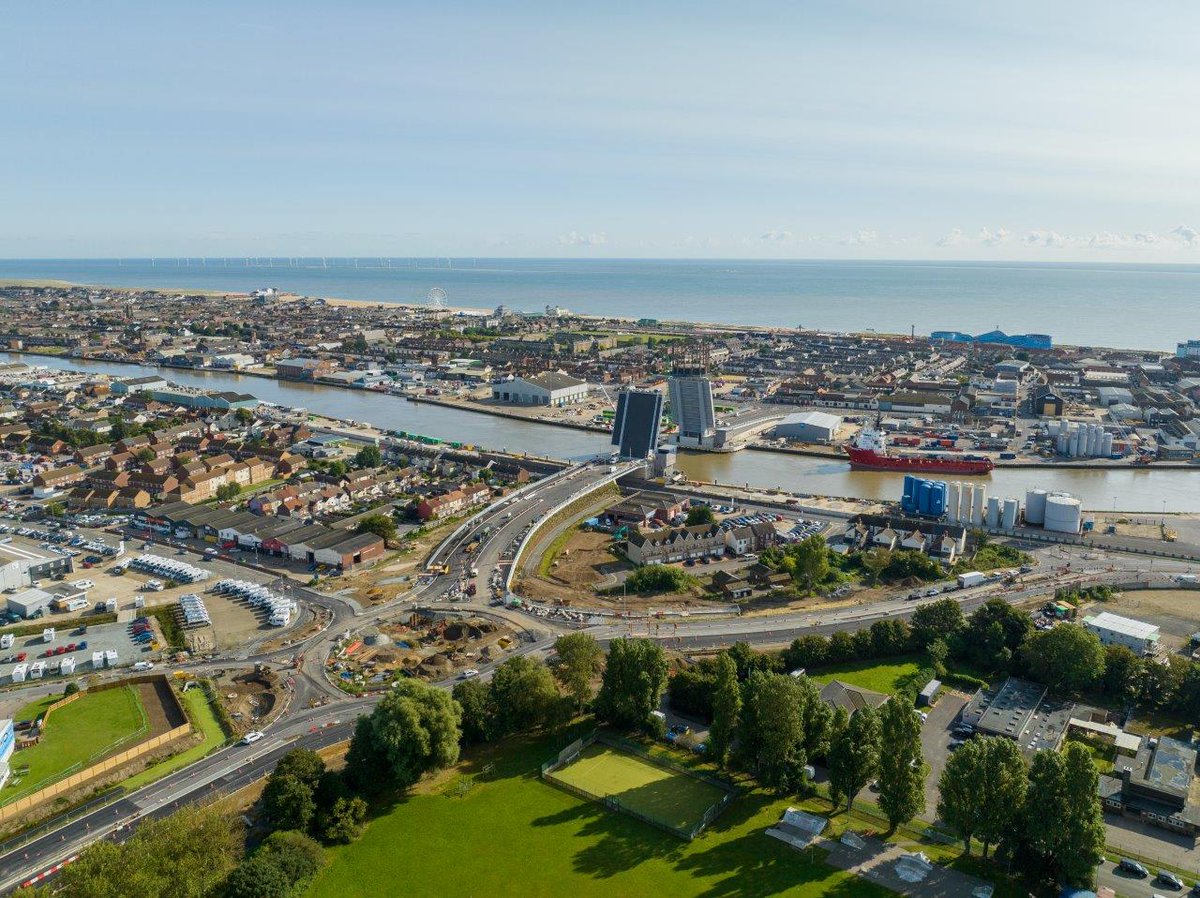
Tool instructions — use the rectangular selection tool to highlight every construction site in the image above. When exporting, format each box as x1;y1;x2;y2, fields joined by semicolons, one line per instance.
327;610;521;690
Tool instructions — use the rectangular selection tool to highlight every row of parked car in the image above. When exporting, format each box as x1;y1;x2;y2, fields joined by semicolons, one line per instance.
1115;856;1193;892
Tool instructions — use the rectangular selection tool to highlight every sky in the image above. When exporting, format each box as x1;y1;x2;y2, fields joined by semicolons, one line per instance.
4;1;1200;260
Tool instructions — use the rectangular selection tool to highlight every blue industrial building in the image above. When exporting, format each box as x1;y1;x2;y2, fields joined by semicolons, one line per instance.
931;330;1052;350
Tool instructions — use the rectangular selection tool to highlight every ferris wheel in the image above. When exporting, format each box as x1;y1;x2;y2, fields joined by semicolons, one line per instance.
427;287;447;310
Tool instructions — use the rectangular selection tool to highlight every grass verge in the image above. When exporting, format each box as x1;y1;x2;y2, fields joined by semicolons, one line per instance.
120;686;228;792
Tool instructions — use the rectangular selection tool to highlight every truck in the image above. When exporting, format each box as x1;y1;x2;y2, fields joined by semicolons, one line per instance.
957;571;986;589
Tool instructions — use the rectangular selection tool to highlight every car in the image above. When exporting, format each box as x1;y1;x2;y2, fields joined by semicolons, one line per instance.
1156;871;1184;890
947;739;965;751
132;661;155;671
240;731;264;745
70;579;94;590
1117;859;1149;878
458;668;480;680
145;580;164;591
1190;883;1200;896
906;592;920;600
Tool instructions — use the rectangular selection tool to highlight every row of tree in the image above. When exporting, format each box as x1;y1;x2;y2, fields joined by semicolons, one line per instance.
938;737;1105;888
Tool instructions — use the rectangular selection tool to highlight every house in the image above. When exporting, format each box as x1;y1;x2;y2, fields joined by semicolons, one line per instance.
32;465;84;497
415;483;492;521
1083;612;1160;655
625;524;724;565
819;680;889;715
491;371;589;406
711;569;753;600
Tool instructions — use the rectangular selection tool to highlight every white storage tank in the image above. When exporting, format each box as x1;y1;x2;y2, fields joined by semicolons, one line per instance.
1044;495;1083;534
1088;424;1102;457
1101;433;1114;456
986;495;1001;529
1068;427;1081;457
960;483;975;523
947;482;961;523
1002;497;1019;530
972;485;987;526
1025;488;1048;525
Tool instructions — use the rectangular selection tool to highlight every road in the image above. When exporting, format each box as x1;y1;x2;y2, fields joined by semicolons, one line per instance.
0;459;1195;892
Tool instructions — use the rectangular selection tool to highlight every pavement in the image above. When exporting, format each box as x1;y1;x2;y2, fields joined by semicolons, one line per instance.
822;833;989;897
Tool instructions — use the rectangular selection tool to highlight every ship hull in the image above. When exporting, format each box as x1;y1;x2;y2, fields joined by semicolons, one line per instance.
844;446;993;475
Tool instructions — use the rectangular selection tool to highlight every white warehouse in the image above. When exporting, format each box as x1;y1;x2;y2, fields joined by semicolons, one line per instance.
1083;611;1160;655
774;411;843;444
492;372;589;407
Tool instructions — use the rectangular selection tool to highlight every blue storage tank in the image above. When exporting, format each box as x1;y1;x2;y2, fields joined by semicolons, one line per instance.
929;481;947;517
918;480;933;515
901;475;916;514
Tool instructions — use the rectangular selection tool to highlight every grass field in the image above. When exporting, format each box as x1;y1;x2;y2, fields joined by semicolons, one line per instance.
1;687;148;804
120;686;228;792
306;733;896;898
549;743;725;832
808;655;925;695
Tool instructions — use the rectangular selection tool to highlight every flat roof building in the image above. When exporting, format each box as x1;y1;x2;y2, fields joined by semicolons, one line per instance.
1083;611;1160;655
774;410;843;444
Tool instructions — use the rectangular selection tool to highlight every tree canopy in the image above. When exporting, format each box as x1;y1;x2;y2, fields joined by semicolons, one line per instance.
594;638;669;730
345;679;461;793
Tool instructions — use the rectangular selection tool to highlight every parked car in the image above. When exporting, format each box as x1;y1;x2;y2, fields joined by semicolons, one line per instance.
1117;859;1149;878
1156;870;1184;890
132;661;155;671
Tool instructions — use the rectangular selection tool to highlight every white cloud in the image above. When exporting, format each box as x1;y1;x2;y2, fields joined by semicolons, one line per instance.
759;230;796;243
937;226;1009;248
558;230;608;247
1170;225;1199;246
980;227;1010;246
839;229;877;246
1024;229;1067;248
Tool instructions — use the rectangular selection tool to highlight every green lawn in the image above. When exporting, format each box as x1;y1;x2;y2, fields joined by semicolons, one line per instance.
120;685;228;792
550;743;725;832
1;687;148;804
306;734;894;898
807;655;926;696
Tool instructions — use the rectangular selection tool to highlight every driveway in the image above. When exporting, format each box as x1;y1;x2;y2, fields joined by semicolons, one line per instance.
918;691;968;823
823;833;990;897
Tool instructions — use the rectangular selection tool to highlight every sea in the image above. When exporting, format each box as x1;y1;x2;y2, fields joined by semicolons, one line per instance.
1;257;1197;351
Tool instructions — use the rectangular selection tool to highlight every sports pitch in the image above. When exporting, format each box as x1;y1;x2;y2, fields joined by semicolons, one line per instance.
550;743;726;831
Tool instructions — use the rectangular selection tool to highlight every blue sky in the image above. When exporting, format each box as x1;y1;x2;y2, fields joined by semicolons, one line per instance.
4;2;1200;259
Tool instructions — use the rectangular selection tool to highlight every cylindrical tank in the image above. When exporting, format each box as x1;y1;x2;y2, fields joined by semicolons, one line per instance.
1025;488;1048;525
1087;424;1101;457
1056;432;1068;455
1068;427;1081;457
947;482;961;523
903;474;916;510
1002;497;1019;530
972;485;987;526
960;483;974;522
916;480;931;515
1044;495;1083;534
986;495;1001;528
1101;433;1114;456
931;481;947;517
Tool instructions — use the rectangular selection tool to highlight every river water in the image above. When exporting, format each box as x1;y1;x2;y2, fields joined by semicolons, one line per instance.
11;353;1200;513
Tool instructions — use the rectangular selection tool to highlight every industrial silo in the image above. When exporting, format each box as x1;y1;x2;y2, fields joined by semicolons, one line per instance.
930;481;948;517
1002;497;1019;530
1056;432;1069;455
1068;426;1081;457
902;475;916;513
1025;488;1048;525
918;479;934;515
947;482;961;523
986;495;1001;528
1101;433;1114;457
1044;495;1083;534
960;483;975;523
1087;424;1101;457
972;485;987;526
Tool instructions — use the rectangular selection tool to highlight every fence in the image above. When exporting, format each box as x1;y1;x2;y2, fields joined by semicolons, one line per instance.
0;677;192;824
541;730;737;841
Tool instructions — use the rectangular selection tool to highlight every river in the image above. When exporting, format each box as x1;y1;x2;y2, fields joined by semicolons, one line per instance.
10;353;1200;513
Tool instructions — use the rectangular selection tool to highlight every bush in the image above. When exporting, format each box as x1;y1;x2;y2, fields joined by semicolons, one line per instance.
941;671;988;691
621;565;698;595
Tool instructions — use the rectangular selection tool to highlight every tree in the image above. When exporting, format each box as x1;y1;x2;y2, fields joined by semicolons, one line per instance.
354;445;383;468
452;678;494;745
488;655;560;737
1057;742;1106;887
960;599;1033;670
261;769;317;833
135;447;155;462
939;736;1027;858
551;632;604;709
594;638;669;731
726;641;778;679
927;637;950;677
685;504;715;526
257;830;325;886
320;795;368;844
345;679;461;793
234;407;255;425
354;513;397;542
44;500;65;518
827;705;881;810
782;635;828;671
1139;654;1188;710
52;805;241;898
738;671;807;792
222;855;294;898
860;547;890;584
708;652;741;766
910;599;964;649
215;482;241;502
1100;644;1144;706
273;748;326;790
875;698;926;832
1021;623;1105;692
791;535;830;591
869;618;911;657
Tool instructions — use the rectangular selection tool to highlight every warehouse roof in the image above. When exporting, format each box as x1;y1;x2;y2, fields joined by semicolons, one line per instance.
780;410;843;430
1083;611;1159;641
